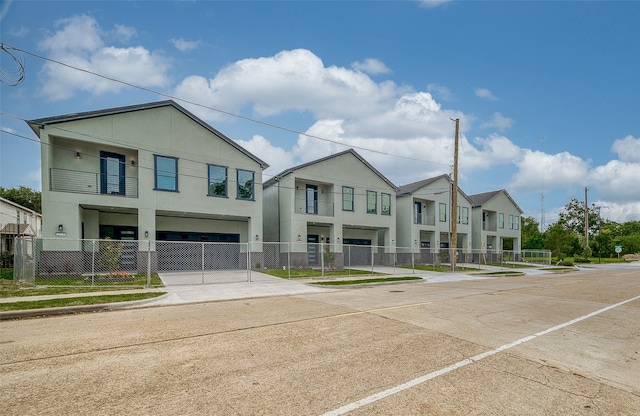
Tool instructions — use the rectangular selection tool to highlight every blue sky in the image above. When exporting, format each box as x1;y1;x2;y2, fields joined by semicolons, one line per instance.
1;0;639;226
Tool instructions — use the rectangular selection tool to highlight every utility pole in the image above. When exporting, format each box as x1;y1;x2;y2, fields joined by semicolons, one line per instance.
451;118;459;272
585;186;589;247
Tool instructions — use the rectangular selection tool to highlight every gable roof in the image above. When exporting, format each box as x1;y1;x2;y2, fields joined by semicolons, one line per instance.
397;174;450;196
26;100;269;169
263;148;397;190
0;223;34;236
469;189;523;214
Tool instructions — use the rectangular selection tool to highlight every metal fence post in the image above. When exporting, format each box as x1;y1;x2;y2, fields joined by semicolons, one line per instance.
247;242;251;282
147;240;151;288
287;242;291;279
201;242;205;284
91;239;95;286
320;243;324;279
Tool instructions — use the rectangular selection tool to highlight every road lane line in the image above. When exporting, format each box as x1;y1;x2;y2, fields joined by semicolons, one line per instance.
322;293;640;416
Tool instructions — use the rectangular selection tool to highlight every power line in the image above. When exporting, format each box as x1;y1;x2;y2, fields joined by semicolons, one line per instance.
2;43;452;169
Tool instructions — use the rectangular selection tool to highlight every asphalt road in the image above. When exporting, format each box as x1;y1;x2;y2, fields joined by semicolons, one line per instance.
1;264;639;415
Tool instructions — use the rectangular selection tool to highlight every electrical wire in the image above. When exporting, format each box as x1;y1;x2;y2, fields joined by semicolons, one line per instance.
3;43;452;169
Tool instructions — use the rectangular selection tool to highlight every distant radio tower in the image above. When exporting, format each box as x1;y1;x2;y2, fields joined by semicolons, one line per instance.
540;133;546;232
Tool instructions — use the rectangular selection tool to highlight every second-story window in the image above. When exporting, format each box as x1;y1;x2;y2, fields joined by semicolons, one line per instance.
342;186;354;211
462;207;469;224
439;203;447;222
381;193;391;215
154;155;178;192
499;213;505;228
509;214;514;229
208;165;227;197
237;169;254;200
367;190;377;214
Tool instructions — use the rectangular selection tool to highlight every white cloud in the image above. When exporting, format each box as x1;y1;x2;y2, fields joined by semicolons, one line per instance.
174;49;405;121
427;83;454;102
10;25;29;37
509;150;590;193
112;24;137;43
37;15;170;101
611;135;640;163
595;201;640;223
351;58;391;75
588;160;640;203
480;112;514;131
171;38;202;52
475;88;498;101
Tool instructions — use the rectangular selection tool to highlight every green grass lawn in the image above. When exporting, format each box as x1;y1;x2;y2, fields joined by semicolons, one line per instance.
262;268;383;279
311;276;422;286
0;292;166;311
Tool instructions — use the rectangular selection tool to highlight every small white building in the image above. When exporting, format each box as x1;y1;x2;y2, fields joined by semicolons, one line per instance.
0;196;42;254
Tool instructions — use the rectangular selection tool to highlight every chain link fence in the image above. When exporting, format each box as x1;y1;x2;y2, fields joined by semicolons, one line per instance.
12;237;550;287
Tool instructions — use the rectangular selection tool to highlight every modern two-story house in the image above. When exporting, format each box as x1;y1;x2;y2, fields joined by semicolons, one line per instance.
396;174;473;262
27;100;268;273
469;189;523;254
263;149;397;268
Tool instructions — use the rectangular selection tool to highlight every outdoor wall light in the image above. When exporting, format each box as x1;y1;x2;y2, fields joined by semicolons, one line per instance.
131;160;136;166
76;152;81;159
144;231;149;238
58;224;64;232
255;234;259;240
337;237;340;242
297;234;301;242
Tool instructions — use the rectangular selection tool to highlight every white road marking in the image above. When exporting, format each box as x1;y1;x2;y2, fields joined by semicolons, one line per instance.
322;293;640;416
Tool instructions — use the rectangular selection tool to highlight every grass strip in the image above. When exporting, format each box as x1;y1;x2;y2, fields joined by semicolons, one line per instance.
0;292;166;311
311;276;422;286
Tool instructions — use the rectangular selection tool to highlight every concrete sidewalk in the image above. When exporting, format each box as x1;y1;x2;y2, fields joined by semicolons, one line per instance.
0;266;562;319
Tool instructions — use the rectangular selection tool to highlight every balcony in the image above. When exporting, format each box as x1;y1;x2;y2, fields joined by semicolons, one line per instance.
50;168;138;198
414;213;436;226
295;198;334;216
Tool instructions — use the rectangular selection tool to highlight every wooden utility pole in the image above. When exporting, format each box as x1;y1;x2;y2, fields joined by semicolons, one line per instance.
451;118;459;272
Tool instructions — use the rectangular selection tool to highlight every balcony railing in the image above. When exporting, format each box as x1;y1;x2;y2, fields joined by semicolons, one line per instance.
50;168;138;198
414;213;436;226
294;198;334;216
482;221;497;232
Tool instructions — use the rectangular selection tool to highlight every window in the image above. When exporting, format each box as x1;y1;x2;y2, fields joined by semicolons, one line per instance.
154;155;178;191
515;216;520;230
306;184;318;214
237;169;254;200
462;207;469;224
366;191;377;214
499;213;505;229
101;151;125;195
457;206;461;223
439;203;447;222
208;165;227;197
509;214;514;230
381;193;391;215
342;186;354;211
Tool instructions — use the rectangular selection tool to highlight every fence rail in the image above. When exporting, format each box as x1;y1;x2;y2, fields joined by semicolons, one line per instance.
12;237;551;287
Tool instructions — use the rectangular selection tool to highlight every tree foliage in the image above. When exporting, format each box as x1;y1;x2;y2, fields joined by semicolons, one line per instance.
0;186;42;213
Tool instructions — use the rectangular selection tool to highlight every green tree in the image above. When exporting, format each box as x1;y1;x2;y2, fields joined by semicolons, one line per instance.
543;222;579;259
557;198;600;236
0;186;42;213
521;216;543;249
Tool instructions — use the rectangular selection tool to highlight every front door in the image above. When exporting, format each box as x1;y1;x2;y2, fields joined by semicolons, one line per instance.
307;234;319;265
414;201;422;224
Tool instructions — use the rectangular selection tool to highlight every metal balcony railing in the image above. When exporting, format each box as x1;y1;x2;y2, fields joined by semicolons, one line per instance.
294;198;334;216
414;213;436;226
50;168;138;198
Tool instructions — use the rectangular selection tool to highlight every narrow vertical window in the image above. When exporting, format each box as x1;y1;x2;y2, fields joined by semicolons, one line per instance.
499;213;505;229
367;191;377;214
208;165;227;197
462;207;469;224
381;193;391;215
515;216;520;230
237;169;254;200
342;186;354;211
439;203;447;222
154;155;178;191
509;214;514;230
